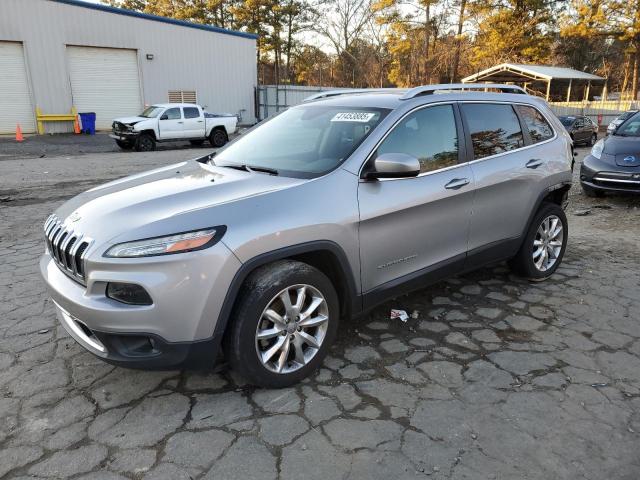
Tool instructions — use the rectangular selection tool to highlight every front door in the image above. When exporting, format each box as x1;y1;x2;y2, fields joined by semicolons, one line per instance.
158;107;184;139
358;104;473;300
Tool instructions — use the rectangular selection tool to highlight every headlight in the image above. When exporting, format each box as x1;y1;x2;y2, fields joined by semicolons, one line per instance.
591;139;604;159
104;227;224;258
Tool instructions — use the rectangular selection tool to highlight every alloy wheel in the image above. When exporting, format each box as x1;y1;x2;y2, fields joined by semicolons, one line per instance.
255;284;329;374
532;214;563;272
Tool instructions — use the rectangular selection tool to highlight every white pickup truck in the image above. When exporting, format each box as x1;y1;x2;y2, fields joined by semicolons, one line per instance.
110;103;238;151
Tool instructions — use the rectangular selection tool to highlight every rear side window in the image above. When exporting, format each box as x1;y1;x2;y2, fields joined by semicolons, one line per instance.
516;105;554;143
461;104;524;159
183;107;200;119
377;104;459;174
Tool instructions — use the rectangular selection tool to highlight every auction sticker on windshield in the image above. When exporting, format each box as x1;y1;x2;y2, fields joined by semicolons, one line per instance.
331;112;377;122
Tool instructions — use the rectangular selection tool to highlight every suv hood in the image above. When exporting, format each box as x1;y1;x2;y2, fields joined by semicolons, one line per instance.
602;136;640;166
53;159;305;246
114;116;147;125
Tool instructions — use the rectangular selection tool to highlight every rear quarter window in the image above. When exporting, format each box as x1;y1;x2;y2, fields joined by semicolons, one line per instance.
516;105;554;143
461;103;524;159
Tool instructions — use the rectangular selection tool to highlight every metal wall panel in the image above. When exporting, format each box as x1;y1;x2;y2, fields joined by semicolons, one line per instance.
0;0;257;133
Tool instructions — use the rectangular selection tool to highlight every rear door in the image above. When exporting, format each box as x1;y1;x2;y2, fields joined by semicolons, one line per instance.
158;107;184;139
462;102;554;264
182;106;205;138
573;118;587;142
358;103;473;298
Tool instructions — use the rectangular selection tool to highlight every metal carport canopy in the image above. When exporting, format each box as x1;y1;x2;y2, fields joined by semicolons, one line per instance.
462;63;604;83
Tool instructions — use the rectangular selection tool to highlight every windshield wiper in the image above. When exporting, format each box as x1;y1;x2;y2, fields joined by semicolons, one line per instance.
217;163;279;175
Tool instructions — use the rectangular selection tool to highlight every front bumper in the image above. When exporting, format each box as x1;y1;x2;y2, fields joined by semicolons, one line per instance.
580;155;640;194
40;241;241;369
109;132;138;141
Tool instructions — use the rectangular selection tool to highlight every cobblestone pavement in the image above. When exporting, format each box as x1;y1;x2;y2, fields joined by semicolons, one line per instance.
1;148;639;479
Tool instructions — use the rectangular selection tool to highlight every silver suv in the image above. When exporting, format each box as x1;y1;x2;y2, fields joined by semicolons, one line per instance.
40;84;573;387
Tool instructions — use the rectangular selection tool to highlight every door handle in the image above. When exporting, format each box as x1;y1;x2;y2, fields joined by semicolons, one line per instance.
177;121;184;124
197;120;204;123
526;158;543;169
444;178;470;190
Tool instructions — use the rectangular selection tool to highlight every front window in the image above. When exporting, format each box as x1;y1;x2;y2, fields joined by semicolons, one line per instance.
213;105;390;177
615;114;640;136
140;106;163;118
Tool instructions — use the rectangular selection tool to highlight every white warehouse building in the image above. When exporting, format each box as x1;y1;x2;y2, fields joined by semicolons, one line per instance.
0;0;258;134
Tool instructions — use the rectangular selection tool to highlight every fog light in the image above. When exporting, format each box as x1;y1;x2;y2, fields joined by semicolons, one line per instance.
106;282;152;305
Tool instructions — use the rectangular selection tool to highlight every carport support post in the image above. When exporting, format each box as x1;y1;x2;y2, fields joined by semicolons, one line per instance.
566;79;572;104
545;80;551;101
584;80;591;102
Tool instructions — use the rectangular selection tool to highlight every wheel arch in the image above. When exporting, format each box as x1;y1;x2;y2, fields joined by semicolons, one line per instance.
138;129;157;140
518;181;571;243
212;241;360;349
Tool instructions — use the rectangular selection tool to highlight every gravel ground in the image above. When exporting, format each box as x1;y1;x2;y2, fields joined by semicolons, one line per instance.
0;146;639;479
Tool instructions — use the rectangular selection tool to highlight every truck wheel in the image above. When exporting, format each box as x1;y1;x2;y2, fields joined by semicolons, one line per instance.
135;134;156;152
509;202;568;281
115;139;134;150
210;128;228;148
224;260;339;388
189;140;205;146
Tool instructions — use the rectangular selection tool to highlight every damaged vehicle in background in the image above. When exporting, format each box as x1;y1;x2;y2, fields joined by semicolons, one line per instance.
581;111;640;197
110;103;237;152
558;115;599;146
606;110;639;136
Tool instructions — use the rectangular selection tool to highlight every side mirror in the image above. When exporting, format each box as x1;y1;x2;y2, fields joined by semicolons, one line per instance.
160;114;168;120
364;153;421;179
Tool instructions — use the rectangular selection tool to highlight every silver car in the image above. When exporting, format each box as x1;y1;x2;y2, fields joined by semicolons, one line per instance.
40;84;573;387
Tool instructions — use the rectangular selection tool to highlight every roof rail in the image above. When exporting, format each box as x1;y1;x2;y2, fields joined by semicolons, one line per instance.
400;83;527;100
303;88;400;102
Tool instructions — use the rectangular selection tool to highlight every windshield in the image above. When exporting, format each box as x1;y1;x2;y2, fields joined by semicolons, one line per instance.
213;105;390;177
614;113;640;136
140;106;164;118
559;116;575;127
618;111;637;122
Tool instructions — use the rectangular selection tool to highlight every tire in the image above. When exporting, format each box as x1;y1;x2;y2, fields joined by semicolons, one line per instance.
135;134;156;152
209;128;228;148
189;139;205;146
588;133;597;147
115;139;134;150
509;203;568;281
224;260;339;388
581;183;604;198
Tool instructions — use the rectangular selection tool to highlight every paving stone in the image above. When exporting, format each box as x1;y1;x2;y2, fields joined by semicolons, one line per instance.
281;430;351;480
533;373;568;388
444;332;479;350
258;414;309;446
596;351;640;383
253;387;301;413
379;338;409;353
108;449;156;474
446;310;469;321
0;446;43;478
323;418;403;450
367;320;389;330
318;383;362;410
302;387;341;425
352;405;381;419
183;372;228;391
29;444;108;477
6;359;69;397
96;394;189;447
489;351;556;375
188;391;253;428
44;420;88;450
464;360;514;388
419;321;449;332
505;315;546;331
460;285;482;295
591;330;633;349
408;337;436;348
338;364;374;379
486;292;512;302
203;436;276;480
143;463;194;480
343;345;381;363
475;307;503;319
164;430;234;468
418;361;463;388
323;355;346;370
385;362;427;384
471;329;501;343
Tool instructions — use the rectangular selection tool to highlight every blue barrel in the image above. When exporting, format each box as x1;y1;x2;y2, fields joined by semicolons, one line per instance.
79;112;96;135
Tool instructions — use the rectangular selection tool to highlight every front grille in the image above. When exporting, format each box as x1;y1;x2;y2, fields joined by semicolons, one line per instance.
44;215;93;284
593;172;640;190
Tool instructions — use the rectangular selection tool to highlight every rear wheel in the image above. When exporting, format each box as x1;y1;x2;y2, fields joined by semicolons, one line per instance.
135;134;156;152
224;260;339;388
115;139;133;150
209;128;228;148
509;203;568;281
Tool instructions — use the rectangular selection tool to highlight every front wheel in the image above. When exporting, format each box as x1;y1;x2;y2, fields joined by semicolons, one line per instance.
509;203;568;281
224;260;339;388
135;134;156;152
209;128;228;148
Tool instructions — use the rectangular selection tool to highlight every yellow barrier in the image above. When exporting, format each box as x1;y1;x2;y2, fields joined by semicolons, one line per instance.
36;106;77;134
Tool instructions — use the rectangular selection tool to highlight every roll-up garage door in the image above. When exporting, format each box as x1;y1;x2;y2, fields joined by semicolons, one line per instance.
0;42;35;134
67;46;143;130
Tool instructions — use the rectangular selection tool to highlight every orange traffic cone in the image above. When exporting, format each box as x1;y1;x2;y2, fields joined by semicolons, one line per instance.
15;123;24;142
74;115;81;134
